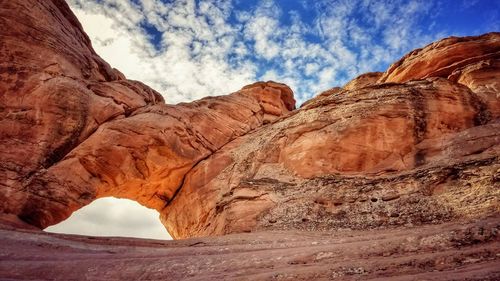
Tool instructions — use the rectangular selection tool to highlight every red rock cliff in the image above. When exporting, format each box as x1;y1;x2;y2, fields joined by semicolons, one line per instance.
1;1;500;280
0;0;498;244
0;0;294;229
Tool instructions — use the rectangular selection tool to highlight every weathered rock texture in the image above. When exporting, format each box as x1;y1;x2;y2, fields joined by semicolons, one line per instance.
0;0;294;229
162;77;500;238
159;32;499;239
0;0;499;280
1;216;499;280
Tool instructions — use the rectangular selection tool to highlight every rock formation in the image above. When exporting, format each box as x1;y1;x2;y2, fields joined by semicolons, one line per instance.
162;77;500;238
0;0;294;229
0;0;499;279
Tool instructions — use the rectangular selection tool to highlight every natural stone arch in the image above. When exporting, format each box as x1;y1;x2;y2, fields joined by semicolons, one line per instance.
1;0;499;244
0;0;298;238
15;82;295;235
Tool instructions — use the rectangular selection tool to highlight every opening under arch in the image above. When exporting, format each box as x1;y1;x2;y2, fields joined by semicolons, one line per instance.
45;197;172;240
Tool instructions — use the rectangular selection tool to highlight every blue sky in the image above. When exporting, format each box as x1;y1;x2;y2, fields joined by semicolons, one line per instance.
50;0;498;240
68;0;499;105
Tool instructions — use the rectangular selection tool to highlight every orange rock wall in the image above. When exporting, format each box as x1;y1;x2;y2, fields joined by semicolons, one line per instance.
0;0;498;240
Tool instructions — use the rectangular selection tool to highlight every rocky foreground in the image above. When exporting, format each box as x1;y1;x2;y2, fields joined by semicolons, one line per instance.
1;216;499;280
0;0;499;280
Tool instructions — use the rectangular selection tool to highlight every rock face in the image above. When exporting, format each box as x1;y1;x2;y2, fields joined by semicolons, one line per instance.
0;0;499;279
160;33;500;239
162;77;499;238
344;71;383;90
0;0;294;229
378;34;500;84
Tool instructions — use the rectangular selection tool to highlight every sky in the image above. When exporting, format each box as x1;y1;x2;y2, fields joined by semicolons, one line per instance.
45;198;172;239
46;0;499;240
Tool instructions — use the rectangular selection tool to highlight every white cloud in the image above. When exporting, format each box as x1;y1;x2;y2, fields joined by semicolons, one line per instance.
45;197;171;240
67;0;445;106
69;0;255;104
304;63;320;76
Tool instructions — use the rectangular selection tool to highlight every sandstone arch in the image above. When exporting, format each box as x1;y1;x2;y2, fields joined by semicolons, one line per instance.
15;81;294;230
0;0;295;233
1;0;499;241
1;1;500;279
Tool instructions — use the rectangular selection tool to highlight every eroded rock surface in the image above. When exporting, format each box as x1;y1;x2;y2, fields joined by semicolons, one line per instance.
0;0;294;229
160;35;500;239
0;0;499;280
379;33;500;84
162;77;500;238
1;216;499;280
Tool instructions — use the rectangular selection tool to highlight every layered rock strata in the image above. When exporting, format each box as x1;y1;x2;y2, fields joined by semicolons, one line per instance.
0;0;294;229
1;0;500;279
0;0;498;247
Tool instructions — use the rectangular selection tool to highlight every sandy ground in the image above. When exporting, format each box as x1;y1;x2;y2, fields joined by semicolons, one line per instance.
0;215;498;280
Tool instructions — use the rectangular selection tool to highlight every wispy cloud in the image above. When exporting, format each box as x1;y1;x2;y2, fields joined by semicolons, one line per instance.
67;0;449;105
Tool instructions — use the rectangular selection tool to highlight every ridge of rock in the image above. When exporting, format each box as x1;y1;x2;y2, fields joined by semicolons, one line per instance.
1;0;498;238
0;0;499;280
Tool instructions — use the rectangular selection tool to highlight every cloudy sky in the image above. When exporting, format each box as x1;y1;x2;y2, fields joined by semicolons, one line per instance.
46;0;499;240
46;198;171;239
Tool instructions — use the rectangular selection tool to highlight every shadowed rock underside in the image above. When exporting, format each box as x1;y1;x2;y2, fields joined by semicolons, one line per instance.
0;0;499;280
